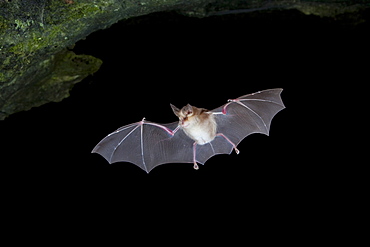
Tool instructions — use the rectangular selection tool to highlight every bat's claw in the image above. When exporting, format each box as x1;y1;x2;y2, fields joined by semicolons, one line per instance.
193;163;199;170
235;148;240;154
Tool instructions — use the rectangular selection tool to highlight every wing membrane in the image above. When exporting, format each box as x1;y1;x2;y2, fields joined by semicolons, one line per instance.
92;89;285;172
212;88;285;147
92;121;194;173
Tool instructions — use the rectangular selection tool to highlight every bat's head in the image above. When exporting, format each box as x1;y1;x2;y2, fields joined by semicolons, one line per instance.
170;104;196;128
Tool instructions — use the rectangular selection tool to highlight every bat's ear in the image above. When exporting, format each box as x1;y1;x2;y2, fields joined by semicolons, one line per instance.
170;104;180;117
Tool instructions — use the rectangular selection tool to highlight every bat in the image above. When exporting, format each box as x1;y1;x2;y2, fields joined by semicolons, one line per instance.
92;88;285;173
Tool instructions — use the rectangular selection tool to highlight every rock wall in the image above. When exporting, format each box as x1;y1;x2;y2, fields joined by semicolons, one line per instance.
0;0;368;120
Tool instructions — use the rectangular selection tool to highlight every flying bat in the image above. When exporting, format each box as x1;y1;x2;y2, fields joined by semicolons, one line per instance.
92;88;285;173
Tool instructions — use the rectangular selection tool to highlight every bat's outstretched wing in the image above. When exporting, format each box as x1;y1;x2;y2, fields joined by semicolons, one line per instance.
92;119;195;173
92;88;284;172
198;88;285;163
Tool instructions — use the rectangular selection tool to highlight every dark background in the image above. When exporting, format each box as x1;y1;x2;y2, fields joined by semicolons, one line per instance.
1;9;367;234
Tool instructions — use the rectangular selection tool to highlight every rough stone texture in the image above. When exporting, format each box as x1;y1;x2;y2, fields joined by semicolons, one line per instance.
0;0;369;120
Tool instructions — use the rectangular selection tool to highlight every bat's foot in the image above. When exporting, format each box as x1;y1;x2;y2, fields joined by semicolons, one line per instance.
217;133;240;155
193;163;199;170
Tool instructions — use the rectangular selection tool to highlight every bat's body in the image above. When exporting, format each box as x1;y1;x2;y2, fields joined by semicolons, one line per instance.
170;104;217;145
92;89;285;173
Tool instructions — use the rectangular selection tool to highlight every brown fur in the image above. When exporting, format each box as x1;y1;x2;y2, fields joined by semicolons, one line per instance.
170;104;217;144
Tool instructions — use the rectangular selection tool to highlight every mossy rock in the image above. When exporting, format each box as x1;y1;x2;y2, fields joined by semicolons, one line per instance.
0;0;369;120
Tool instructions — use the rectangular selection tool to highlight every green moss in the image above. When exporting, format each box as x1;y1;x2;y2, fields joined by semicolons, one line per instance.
0;0;112;89
6;1;109;57
46;0;108;25
37;50;102;101
0;72;5;81
52;50;103;79
0;16;8;30
60;3;102;21
8;24;64;56
296;2;366;17
14;19;35;31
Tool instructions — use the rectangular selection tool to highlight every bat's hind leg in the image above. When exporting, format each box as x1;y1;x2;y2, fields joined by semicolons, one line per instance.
217;133;240;154
193;142;199;170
